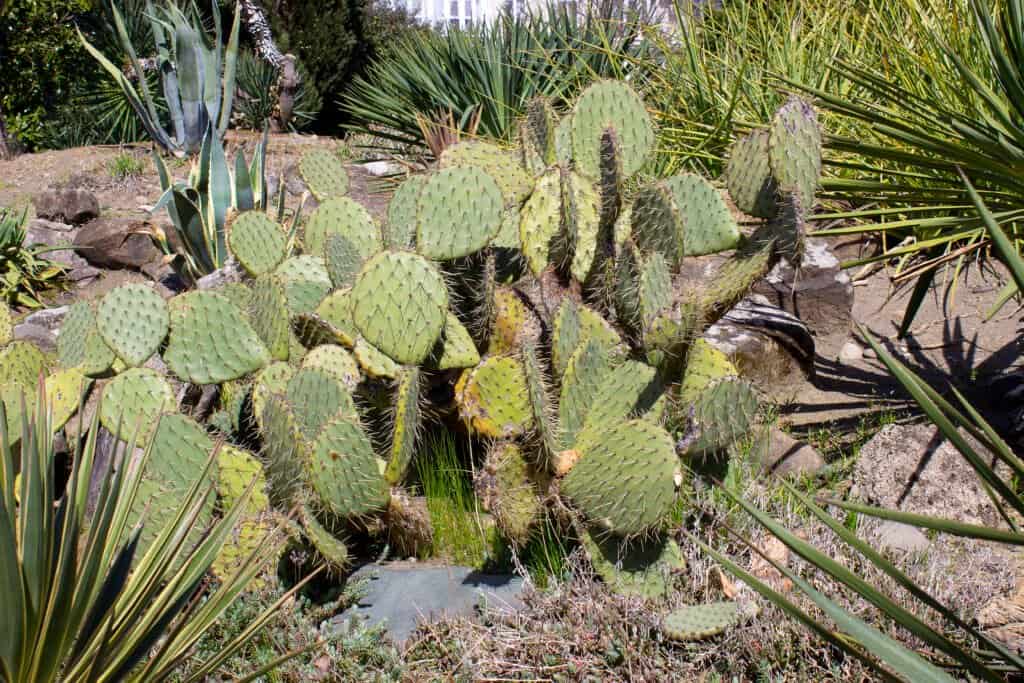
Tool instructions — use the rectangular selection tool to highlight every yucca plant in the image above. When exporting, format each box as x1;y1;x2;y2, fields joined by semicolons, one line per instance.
0;384;318;682
795;0;1024;330
698;180;1024;681
0;208;65;309
79;0;240;157
233;49;321;133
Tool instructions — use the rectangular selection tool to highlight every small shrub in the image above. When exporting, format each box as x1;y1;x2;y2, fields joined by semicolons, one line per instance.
108;152;145;180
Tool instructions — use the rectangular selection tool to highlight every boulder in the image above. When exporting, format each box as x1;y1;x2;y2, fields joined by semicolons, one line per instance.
873;520;930;553
852;423;1005;526
73;217;164;270
753;238;854;351
23;306;68;331
25;219;100;281
752;428;825;478
13;322;57;352
34;188;100;225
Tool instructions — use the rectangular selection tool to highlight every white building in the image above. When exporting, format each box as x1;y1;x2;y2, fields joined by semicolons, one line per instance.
395;0;679;30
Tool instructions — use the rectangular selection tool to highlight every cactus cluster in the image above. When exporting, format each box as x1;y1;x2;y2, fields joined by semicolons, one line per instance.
2;80;821;618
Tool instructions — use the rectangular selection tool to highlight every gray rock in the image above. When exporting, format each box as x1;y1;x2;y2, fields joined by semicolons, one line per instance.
853;423;1004;526
839;340;864;362
362;160;402;177
874;520;930;553
141;260;187;293
24;219;95;273
334;562;525;644
34;188;100;225
13;323;57;352
753;428;826;477
753;238;854;351
23;306;69;331
196;260;244;289
74;217;164;270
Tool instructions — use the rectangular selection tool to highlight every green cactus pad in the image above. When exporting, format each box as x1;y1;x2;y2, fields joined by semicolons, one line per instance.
769;96;822;211
350;251;448;365
286;367;357;441
566;171;601;282
571;80;654;180
259;392;307;507
385;366;420;485
0;384;25;445
248;274;291;361
275;255;333;315
416;167;504;260
44;367;90;433
215;380;251;435
310;289;358;347
308;414;389;519
228;210;287;276
0;305;11;346
353;337;400;379
662;602;740;642
59;302;98;369
491;207;522;250
302;345;361;390
430;313;480;370
699;242;774;319
130;413;215;558
0;341;49;389
489;287;543;356
551;300;622;380
323;233;364;289
726;128;777;218
164;291;271;384
680;339;737;405
581;528;686;599
210;281;254;312
217;444;270;512
304;196;381;260
475;441;540;546
582;360;658;434
520;96;558;171
96;284;169;367
99;367;174;445
685;377;759;457
439;140;533;206
386;174;427;249
522;343;561;458
559;339;613;446
455;355;534;438
562;419;678;536
555;113;573;165
252;361;295;431
765;189;806;263
299;149;349;200
519;169;563;276
302;506;350;570
639;251;673;331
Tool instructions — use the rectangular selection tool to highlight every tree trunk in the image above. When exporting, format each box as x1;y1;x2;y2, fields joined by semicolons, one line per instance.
0;100;13;160
239;1;298;131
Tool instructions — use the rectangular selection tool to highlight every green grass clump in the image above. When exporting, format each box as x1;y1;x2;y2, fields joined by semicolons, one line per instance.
108;152;145;180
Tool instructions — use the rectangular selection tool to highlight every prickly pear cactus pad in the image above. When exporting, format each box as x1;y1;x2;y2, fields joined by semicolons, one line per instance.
0;341;48;389
96;282;169;368
582;360;658;434
680;339;738;405
0;384;25;444
302;506;350;570
521;96;558;170
522;344;561;457
0;305;10;346
489;288;543;356
44;367;90;432
519;169;563;276
581;528;686;599
683;377;759;457
475;441;540;546
386;174;427;250
416;167;504;260
323;234;365;290
260;392;307;506
275;255;333;315
726;128;777;218
164;291;271;384
298;149;349;200
571;80;654;180
314;289;359;347
633;174;740;263
455;355;534;439
218;444;270;511
769;96;822;211
308;415;389;519
662;602;740;642
562;419;678;536
385;366;420;485
430;313;480;370
304;197;381;260
252;361;295;428
566;171;601;282
285;367;357;441
350;251;448;365
302;345;361;390
228;210;287;276
353;337;400;379
559;340;613;446
552;301;623;380
439;140;533;205
248;274;291;361
99;367;175;446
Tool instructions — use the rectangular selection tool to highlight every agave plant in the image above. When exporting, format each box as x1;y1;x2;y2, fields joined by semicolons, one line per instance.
79;0;240;157
0;208;65;309
700;181;1024;681
796;0;1024;330
0;384;317;682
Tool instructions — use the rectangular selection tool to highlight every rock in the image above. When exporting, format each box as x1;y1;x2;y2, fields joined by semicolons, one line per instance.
333;562;525;644
196;261;245;289
13;322;56;352
25;218;76;247
73;217;164;270
874;520;930;553
362;160;402;177
141;260;187;293
839;340;864;362
752;238;854;352
753;428;825;477
23;306;68;331
33;188;100;225
852;423;1005;526
978;570;1024;653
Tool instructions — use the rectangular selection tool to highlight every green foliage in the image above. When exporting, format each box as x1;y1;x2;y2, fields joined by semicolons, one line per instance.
233;48;321;132
343;2;647;154
108;152;145;179
0;207;65;309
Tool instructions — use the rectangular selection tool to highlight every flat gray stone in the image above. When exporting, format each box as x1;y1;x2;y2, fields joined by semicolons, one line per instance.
753;428;826;478
874;520;930;553
13;323;57;352
23;306;68;331
334;563;525;644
